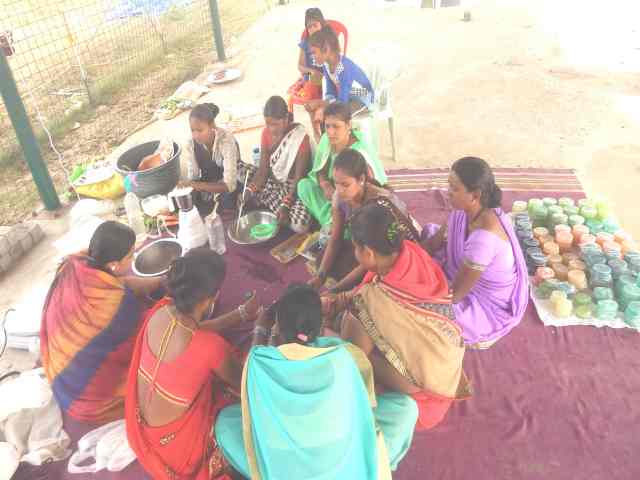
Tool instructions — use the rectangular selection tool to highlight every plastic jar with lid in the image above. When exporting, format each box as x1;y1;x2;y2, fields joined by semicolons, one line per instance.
595;299;619;321
517;229;535;243
568;215;585;227
550;290;567;306
580;205;598;220
556;232;574;253
528;198;543;208
582;253;606;270
534;267;555;286
554;298;573;318
542;197;558;206
585;219;604;234
593;286;614;302
533;227;549;240
603;242;622;260
579;233;597;248
589;258;611;274
534;284;553;300
522;238;540;251
562;252;580;265
568;270;588;290
619;284;640;310
573;291;592;307
516;218;533;231
556;281;577;299
572;224;589;244
554;224;571;235
563;206;580;217
528;252;548;276
624;252;640;274
575;304;593;319
578;198;595;208
543;241;560;256
601;218;619;234
607;258;629;279
568;259;586;271
552;263;569;281
558;197;575;208
616;275;638;301
624;301;640;328
596;232;614;247
549;213;569;228
511;201;528;213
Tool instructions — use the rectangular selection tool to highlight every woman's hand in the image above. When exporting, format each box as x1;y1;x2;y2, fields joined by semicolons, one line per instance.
308;275;325;290
321;294;337;316
177;180;194;189
242;291;260;320
255;305;275;330
277;207;290;226
319;180;335;201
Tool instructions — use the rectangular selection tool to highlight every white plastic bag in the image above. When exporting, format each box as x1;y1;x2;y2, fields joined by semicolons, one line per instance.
0;369;71;468
178;208;208;251
67;419;136;474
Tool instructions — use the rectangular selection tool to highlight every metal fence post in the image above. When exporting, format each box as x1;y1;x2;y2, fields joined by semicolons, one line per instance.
209;0;227;62
208;0;226;62
0;52;61;211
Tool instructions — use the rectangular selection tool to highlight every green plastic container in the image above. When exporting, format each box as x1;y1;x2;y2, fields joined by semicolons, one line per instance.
593;287;614;302
624;301;640;328
573;292;592;307
595;299;619;321
575;304;593;319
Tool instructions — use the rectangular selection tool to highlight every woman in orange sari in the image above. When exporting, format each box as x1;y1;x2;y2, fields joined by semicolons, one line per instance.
323;204;472;430
125;248;259;480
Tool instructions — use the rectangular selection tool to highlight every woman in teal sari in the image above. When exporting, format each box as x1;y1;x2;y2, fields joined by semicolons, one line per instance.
215;284;417;479
297;101;386;227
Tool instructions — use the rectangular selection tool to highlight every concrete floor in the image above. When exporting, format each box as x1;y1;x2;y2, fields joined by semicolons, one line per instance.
2;0;639;369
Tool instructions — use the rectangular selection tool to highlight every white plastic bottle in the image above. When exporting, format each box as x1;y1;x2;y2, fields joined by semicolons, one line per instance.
205;212;226;255
124;192;146;235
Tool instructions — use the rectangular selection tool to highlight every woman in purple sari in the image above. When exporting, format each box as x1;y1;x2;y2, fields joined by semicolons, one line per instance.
422;157;529;349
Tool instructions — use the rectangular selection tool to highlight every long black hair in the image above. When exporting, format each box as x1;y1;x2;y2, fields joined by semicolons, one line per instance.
350;203;403;256
308;24;340;54
263;95;293;123
271;283;322;345
324;101;351;123
87;221;135;270
451;156;502;209
166;247;226;315
333;148;383;188
190;102;220;125
304;7;326;34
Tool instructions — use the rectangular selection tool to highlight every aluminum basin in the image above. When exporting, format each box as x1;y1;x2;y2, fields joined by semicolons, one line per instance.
133;238;182;277
228;210;280;245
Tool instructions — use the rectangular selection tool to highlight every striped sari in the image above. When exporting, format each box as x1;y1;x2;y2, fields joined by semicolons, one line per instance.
40;255;143;424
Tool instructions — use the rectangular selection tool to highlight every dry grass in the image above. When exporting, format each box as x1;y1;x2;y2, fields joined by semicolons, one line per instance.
0;0;277;225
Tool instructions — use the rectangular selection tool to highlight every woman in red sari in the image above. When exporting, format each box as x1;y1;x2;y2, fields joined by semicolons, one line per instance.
323;204;472;430
125;248;259;480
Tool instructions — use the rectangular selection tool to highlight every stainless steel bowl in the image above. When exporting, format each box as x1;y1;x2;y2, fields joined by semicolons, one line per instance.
228;210;280;245
133;238;183;277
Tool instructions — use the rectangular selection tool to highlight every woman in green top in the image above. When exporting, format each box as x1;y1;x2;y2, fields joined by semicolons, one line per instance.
297;101;386;227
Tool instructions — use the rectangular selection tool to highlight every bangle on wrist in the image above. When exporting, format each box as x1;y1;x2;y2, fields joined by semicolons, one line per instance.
238;304;248;322
253;325;269;337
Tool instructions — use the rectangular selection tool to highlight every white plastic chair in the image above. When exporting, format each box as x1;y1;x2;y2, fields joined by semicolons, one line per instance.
352;56;400;162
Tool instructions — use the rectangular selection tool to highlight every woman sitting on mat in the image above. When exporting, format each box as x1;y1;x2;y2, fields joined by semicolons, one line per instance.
238;95;312;234
215;283;418;479
309;148;420;292
421;157;529;349
297;101;385;228
41;221;164;424
304;25;373;141
179;102;241;216
323;204;472;430
125;248;260;480
289;8;327;106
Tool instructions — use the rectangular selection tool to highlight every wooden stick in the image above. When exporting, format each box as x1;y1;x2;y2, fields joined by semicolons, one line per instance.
236;170;250;234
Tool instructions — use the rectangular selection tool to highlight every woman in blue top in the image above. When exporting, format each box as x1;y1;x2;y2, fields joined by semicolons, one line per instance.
297;8;326;85
305;25;374;141
214;283;418;479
